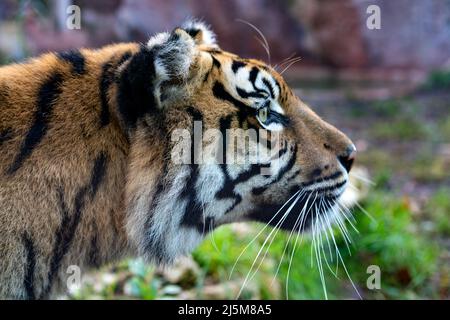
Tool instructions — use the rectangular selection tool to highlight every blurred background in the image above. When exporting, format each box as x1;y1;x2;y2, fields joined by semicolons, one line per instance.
0;0;449;299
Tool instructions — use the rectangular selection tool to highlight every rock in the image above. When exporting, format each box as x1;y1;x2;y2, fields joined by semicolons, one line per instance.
115;0;305;62
4;0;448;70
291;0;368;68
230;222;254;238
161;284;182;296
201;279;259;299
157;256;200;288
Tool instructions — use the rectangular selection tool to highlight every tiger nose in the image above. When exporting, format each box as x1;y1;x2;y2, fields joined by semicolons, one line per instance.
338;144;356;173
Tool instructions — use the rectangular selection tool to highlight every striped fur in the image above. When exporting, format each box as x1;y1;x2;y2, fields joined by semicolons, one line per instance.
0;21;355;299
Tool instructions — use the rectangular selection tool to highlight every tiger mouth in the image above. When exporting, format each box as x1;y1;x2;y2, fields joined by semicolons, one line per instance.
249;178;347;232
296;171;348;199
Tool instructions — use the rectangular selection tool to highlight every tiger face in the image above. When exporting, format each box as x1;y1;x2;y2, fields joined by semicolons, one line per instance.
125;21;356;263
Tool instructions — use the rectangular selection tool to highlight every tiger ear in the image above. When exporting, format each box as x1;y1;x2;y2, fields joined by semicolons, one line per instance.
181;20;218;47
144;28;198;109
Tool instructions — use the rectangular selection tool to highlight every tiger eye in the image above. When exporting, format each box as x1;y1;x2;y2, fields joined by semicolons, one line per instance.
258;106;268;123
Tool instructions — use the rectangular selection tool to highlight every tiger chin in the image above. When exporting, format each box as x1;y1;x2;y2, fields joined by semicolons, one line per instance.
0;20;356;299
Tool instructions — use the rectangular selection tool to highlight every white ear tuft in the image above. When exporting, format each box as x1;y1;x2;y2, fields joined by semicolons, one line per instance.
181;19;217;46
147;32;170;49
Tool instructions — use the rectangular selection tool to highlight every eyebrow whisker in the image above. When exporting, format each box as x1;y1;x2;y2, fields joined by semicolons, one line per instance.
236;19;271;65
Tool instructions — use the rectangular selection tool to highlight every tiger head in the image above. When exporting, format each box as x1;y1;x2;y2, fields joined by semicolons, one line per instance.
123;21;356;263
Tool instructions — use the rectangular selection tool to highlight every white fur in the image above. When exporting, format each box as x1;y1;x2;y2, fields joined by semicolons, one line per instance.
181;20;217;46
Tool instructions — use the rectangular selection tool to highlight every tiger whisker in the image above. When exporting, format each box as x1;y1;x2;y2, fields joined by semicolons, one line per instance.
336;202;359;234
285;192;315;299
228;188;303;280
275;55;301;71
279;58;302;75
236;19;271;65
279;56;302;68
208;215;220;253
312;197;328;299
317;201;338;278
328;199;362;299
319;198;335;263
270;189;310;286
323;204;341;275
273;52;297;71
331;204;353;253
248;190;308;283
237;191;303;298
318;214;338;278
350;172;376;186
355;201;378;225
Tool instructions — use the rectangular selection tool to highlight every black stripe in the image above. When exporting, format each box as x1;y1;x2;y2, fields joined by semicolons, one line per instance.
7;73;63;174
236;86;266;99
213;81;251;111
313;180;346;193
217;115;232;164
202;69;211;83
231;60;246;73
99;59;115;127
214;115;267;214
249;67;260;87
143;118;170;263
287;169;301;182
212;81;256;129
99;52;132;128
43;152;107;298
22;232;36;300
117;46;158;129
0;127;12;146
248;66;271;97
57;50;85;75
185;28;200;38
180;107;205;231
211;55;221;68
89;152;108;195
262;78;275;98
272;143;288;159
88;221;100;268
300;171;342;188
252;144;297;195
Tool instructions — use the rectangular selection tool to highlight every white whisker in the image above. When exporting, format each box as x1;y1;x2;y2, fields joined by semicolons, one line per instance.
247;190;307;283
279;58;302;75
350;172;376;186
270;190;310;286
229;189;302;279
286;192;315;299
355;201;378;225
236;19;271;64
236;191;303;298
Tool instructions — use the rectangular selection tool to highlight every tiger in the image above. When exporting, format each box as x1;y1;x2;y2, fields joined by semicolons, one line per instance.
0;20;356;299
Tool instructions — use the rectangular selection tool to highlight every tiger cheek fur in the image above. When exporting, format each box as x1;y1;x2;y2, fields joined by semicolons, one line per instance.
0;20;354;299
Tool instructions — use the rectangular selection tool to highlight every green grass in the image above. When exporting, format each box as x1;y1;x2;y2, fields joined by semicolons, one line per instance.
424;188;450;236
425;70;450;90
69;187;444;300
438;116;450;141
190;190;441;299
370;117;429;141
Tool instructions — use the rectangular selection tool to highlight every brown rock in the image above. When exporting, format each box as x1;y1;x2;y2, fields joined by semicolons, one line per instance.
291;0;368;68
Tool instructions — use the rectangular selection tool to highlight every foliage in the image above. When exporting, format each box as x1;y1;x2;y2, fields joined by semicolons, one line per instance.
70;188;444;300
425;70;450;90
